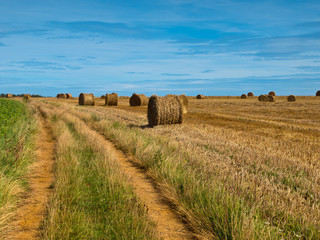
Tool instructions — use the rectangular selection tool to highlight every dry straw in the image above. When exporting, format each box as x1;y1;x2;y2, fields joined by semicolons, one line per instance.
268;95;275;102
148;95;183;127
196;94;205;99
287;95;296;102
79;93;95;106
165;94;188;114
105;93;118;106
258;95;269;102
101;95;106;99
66;93;72;98
57;93;67;98
6;94;13;98
23;94;31;100
241;94;247;99
248;92;254;97
130;93;147;106
268;91;276;96
316;90;320;96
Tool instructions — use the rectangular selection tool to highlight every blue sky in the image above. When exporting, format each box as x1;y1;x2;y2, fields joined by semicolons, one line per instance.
0;0;319;96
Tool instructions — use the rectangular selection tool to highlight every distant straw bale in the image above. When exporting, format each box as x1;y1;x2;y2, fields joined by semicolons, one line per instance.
101;95;106;99
148;95;183;127
258;95;269;102
196;94;204;99
316;90;320;96
165;94;188;114
241;94;247;99
287;95;296;102
248;92;254;97
268;95;275;102
23;94;31;100
66;93;72;98
105;93;118;106
130;93;147;106
57;93;67;98
79;93;95;106
6;94;13;98
268;91;276;96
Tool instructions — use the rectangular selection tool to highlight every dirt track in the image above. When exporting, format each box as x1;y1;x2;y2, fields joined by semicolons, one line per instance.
6;108;55;240
92;129;195;240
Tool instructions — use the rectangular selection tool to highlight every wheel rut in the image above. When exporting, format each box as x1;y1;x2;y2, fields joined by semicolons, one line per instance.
85;123;196;239
6;108;55;240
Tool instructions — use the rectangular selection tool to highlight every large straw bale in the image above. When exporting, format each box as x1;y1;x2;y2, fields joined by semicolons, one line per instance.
179;94;188;114
147;95;183;127
130;93;147;106
268;95;275;102
258;95;269;102
241;94;247;99
248;92;254;97
316;90;320;96
6;94;13;98
79;93;95;106
105;93;118;106
101;95;106;99
268;91;276;96
66;93;72;98
287;95;296;102
196;94;204;99
165;94;188;114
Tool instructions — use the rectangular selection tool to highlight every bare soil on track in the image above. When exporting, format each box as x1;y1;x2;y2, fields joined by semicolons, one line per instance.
87;123;196;240
6;109;55;240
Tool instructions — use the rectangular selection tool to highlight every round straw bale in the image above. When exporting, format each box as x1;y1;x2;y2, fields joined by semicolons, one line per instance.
6;94;13;98
165;94;188;114
130;93;148;106
66;93;72;98
241;94;247;99
196;94;204;99
147;95;183;127
268;91;276;96
287;95;296;102
248;92;254;97
268;95;275;102
316;90;320;96
258;95;269;102
101;95;106;99
105;93;118;106
23;94;31;99
57;93;67;98
79;93;95;106
179;94;188;114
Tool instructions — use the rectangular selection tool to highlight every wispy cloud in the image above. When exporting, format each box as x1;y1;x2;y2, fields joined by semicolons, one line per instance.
13;60;82;70
295;66;320;72
162;73;191;76
201;69;215;73
125;72;151;74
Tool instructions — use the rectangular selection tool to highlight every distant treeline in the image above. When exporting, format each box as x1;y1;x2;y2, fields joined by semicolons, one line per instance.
0;93;44;98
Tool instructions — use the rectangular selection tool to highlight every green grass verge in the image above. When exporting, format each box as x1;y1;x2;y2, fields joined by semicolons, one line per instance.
0;99;37;234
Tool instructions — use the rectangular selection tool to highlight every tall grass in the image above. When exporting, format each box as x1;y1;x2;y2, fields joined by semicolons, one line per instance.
39;105;158;240
0;99;37;235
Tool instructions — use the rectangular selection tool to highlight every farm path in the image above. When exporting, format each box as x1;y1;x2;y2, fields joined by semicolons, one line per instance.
7;107;55;240
86;123;196;240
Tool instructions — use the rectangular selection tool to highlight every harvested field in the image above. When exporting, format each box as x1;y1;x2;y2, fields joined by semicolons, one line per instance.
3;96;320;239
